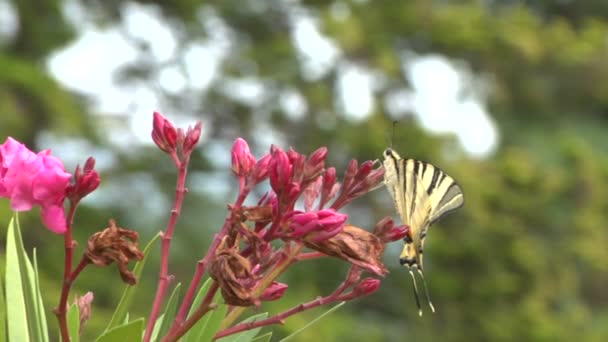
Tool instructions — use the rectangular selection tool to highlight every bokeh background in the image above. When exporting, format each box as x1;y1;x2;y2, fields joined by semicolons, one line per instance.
2;0;608;341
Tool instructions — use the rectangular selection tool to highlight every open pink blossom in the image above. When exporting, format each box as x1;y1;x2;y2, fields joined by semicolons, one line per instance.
0;137;71;233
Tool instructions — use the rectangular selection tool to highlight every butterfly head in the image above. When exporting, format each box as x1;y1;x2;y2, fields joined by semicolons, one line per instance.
382;148;399;160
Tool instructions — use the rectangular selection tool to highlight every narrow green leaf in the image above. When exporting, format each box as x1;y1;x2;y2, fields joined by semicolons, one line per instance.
183;278;212;342
5;215;30;341
31;249;48;342
251;332;272;342
66;304;80;342
95;318;144;342
0;260;6;342
149;313;164;342
155;283;182;341
105;232;160;331
217;312;269;342
196;297;228;342
279;302;346;342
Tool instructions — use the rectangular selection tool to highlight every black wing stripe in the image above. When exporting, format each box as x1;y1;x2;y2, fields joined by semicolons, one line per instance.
409;160;420;217
427;166;441;195
429;182;464;225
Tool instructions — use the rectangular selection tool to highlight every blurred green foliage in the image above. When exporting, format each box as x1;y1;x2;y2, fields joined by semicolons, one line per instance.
1;0;608;341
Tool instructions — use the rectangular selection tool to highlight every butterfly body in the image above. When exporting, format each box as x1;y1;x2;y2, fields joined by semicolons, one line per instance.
382;148;464;315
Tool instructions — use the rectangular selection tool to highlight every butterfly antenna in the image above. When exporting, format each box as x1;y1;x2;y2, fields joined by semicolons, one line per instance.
408;269;423;317
417;269;436;313
391;120;398;149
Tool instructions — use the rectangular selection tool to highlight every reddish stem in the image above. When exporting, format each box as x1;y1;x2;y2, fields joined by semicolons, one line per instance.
214;297;339;339
168;183;250;335
143;156;190;342
53;201;80;342
214;266;360;340
296;252;326;261
162;282;220;342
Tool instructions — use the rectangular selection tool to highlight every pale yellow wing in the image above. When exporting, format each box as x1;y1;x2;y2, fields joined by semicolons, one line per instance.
382;148;464;271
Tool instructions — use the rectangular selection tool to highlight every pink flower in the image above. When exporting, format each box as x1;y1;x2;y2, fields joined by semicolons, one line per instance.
0;138;71;233
231;138;256;178
285;209;347;242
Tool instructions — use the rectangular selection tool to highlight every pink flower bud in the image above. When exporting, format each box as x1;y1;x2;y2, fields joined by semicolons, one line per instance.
304;176;322;211
269;147;292;195
355;161;373;181
342;159;358;189
251;153;271;183
308;146;328;165
67;157;100;202
151;111;178;153
303;146;327;181
286;209;347;242
0;138;71;233
231;138;256;178
260;282;288;301
354;278;381;296
183;121;203;154
286;182;301;205
373;217;410;242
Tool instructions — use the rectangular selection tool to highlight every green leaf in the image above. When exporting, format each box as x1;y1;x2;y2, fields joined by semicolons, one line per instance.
105;232;160;331
66;303;80;342
149;313;164;342
217;312;269;342
278;302;346;342
5;214;49;342
251;332;272;342
5;214;30;341
155;283;182;341
31;249;48;342
0;258;6;342
183;278;212;342
95;318;144;342
196;294;228;342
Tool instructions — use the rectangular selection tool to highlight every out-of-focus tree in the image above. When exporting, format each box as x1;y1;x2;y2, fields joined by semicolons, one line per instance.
1;0;608;340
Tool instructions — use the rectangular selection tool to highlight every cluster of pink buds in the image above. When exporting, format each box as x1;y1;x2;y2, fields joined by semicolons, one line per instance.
191;136;410;340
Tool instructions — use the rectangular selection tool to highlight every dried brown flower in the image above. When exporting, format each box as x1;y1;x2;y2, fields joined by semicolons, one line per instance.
208;237;258;306
85;219;144;285
303;225;388;276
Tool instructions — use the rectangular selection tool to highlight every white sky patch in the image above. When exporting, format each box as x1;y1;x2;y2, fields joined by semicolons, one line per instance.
183;42;221;90
291;12;341;81
0;0;18;41
336;63;374;122
47;27;138;113
280;88;308;121
384;88;415;118
158;65;187;94
221;77;267;107
404;54;498;157
122;2;177;63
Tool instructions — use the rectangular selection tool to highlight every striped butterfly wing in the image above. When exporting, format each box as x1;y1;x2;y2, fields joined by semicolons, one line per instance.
382;149;464;270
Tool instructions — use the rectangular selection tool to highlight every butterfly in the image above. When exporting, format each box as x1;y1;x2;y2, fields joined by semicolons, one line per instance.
382;148;464;316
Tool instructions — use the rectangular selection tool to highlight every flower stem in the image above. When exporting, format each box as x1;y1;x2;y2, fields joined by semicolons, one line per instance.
162;282;220;342
143;157;190;342
53;201;79;342
166;181;250;336
215;265;360;340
